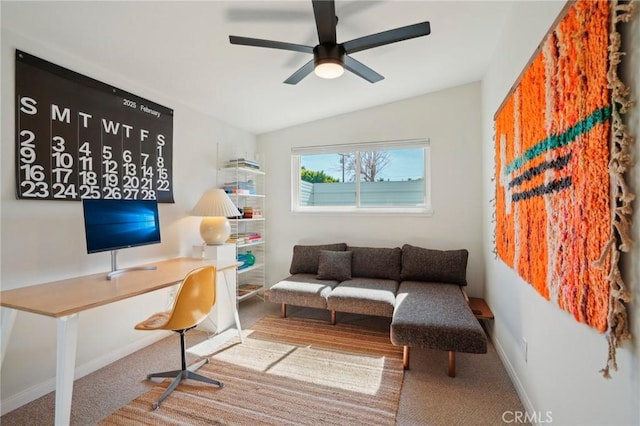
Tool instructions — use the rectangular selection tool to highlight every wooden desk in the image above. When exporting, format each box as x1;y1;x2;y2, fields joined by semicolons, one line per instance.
0;257;240;426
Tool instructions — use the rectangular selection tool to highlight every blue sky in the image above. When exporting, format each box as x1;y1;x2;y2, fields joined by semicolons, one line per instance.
301;148;424;182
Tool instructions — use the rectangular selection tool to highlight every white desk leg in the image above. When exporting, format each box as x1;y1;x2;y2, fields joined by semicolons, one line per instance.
222;269;243;343
55;314;79;426
1;308;18;366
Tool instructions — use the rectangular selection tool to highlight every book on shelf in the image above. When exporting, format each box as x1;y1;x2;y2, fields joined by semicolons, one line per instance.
227;232;262;245
222;180;256;195
225;188;252;195
235;232;261;238
231;239;263;246
227;158;260;169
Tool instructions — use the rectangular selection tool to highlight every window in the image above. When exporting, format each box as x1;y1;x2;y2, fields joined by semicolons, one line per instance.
291;139;431;214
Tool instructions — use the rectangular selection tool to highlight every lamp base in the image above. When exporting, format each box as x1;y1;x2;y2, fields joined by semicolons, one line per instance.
200;217;231;245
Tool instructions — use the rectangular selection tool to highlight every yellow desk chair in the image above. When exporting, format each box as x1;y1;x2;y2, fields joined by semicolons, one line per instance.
135;265;223;410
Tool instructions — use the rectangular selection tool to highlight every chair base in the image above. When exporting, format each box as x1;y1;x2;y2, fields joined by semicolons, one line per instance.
147;358;224;410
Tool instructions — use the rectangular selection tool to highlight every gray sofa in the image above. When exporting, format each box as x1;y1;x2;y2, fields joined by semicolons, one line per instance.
268;243;487;377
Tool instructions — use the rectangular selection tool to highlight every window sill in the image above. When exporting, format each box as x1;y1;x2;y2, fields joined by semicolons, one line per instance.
291;206;434;216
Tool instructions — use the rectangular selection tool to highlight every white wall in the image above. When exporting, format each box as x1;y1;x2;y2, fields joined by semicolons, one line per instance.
481;1;639;425
0;28;257;412
258;82;485;296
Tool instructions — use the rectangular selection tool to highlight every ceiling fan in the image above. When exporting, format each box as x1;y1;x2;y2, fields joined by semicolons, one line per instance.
229;0;431;85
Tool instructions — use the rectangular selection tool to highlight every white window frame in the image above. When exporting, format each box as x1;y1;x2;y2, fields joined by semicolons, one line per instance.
291;139;432;215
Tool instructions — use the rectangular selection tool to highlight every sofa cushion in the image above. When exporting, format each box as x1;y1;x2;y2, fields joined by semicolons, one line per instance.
317;250;352;281
268;274;340;309
327;278;399;318
400;245;469;285
289;243;347;275
348;246;402;282
391;281;487;353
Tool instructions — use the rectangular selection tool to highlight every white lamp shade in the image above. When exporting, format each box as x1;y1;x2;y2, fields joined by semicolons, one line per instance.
192;188;241;217
192;189;241;245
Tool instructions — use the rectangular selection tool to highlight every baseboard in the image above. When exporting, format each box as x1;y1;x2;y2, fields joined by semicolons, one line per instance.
491;333;537;420
0;331;170;416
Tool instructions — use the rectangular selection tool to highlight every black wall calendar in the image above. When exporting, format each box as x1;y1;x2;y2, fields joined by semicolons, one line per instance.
15;50;174;203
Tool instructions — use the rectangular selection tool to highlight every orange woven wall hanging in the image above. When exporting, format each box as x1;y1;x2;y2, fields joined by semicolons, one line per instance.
494;0;635;377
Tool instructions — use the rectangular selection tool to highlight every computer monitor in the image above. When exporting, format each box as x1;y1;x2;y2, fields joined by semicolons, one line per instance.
82;198;161;279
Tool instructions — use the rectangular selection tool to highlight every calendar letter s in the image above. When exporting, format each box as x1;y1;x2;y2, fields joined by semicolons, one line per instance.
20;96;37;115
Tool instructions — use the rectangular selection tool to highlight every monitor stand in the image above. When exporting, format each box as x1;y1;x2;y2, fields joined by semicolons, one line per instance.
107;250;157;280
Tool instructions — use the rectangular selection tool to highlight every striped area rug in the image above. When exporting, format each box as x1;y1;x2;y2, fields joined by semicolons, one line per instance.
101;316;404;425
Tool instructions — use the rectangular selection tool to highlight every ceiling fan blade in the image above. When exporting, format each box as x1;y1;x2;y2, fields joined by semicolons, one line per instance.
284;60;315;85
343;55;384;83
343;22;431;54
312;0;337;44
229;35;313;54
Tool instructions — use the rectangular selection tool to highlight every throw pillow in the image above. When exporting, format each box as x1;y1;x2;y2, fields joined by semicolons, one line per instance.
348;246;402;282
400;244;469;285
289;243;348;274
316;250;353;281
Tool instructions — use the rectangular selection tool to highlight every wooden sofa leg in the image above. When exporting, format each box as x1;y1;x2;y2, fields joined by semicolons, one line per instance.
448;351;456;377
403;346;410;370
281;304;286;318
330;310;336;325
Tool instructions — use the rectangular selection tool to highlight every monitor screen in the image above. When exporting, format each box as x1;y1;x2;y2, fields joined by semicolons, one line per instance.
82;199;161;254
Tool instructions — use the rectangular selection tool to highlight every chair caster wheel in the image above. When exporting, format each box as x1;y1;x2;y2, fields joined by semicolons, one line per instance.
152;402;159;410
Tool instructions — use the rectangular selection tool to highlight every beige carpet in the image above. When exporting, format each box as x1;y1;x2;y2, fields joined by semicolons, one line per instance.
1;300;527;425
101;315;405;426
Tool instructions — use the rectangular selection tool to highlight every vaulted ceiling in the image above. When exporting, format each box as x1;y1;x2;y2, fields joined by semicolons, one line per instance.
2;1;514;134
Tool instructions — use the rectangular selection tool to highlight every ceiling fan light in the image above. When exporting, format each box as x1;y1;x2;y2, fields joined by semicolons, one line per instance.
314;61;344;79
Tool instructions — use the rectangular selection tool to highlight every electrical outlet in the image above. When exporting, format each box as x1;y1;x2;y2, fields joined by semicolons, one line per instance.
521;337;528;363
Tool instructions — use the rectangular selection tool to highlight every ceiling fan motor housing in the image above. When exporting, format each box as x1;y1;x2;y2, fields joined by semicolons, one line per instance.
229;0;431;84
314;43;345;67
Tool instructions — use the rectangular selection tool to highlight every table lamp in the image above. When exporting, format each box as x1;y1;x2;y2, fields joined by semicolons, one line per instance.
191;188;241;245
